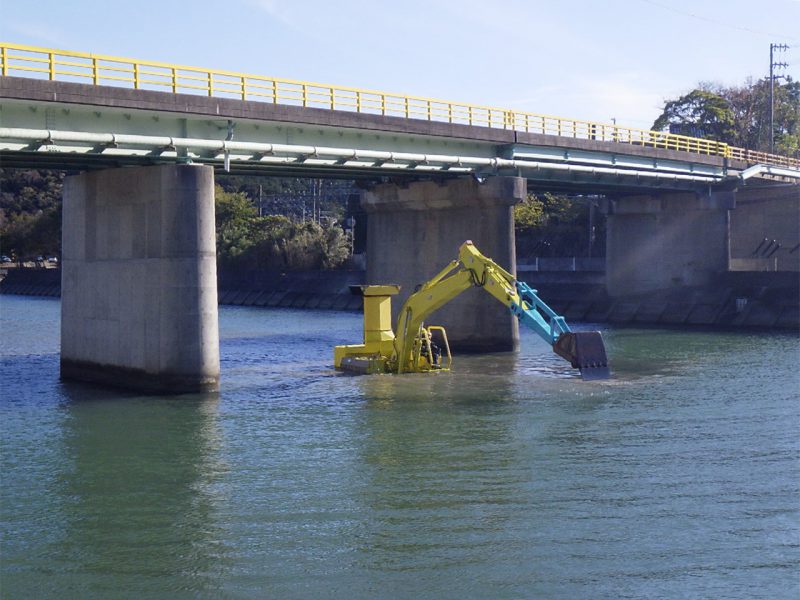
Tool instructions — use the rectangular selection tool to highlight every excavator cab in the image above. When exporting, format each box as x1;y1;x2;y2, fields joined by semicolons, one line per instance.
414;325;452;371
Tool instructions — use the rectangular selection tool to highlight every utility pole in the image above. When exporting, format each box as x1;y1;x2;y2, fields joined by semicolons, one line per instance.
769;43;789;154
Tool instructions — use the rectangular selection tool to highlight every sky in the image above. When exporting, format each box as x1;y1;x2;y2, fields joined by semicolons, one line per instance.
2;0;799;130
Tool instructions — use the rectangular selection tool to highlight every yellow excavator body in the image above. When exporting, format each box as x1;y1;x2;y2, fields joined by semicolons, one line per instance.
333;241;610;379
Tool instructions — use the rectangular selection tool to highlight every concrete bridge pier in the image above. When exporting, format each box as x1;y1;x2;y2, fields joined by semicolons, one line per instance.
60;164;220;393
605;191;735;297
362;176;525;352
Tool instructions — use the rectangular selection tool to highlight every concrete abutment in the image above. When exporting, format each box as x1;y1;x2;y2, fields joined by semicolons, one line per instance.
61;164;220;393
362;176;525;352
605;191;733;297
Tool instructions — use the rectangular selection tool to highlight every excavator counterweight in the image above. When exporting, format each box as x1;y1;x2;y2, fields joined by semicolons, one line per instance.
334;241;610;380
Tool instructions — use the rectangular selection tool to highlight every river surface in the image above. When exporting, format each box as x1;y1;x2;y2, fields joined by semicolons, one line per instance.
1;295;798;599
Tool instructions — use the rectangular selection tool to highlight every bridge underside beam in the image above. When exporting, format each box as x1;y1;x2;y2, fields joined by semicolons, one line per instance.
362;176;525;352
60;164;220;393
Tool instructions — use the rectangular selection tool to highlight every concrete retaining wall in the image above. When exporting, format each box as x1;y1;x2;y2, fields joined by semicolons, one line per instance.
730;184;800;272
217;269;365;311
605;192;731;297
4;268;796;331
0;268;61;297
534;272;799;330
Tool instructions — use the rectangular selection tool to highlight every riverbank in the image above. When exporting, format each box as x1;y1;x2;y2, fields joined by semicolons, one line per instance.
1;267;797;330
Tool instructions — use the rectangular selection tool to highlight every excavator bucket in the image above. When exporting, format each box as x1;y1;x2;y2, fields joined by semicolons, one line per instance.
553;332;610;380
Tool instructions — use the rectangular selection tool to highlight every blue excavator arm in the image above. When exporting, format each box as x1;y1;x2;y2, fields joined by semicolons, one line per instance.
393;241;610;379
510;280;610;380
511;281;572;344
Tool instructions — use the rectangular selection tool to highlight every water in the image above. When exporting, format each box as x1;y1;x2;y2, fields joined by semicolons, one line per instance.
1;295;798;599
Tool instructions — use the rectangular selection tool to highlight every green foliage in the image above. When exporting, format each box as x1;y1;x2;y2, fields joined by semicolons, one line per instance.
653;78;800;155
215;186;260;261
249;218;350;270
214;185;350;270
0;205;61;260
513;194;545;233
0;169;65;259
515;193;587;231
216;175;354;222
0;169;65;218
514;192;602;258
773;79;800;156
652;89;736;142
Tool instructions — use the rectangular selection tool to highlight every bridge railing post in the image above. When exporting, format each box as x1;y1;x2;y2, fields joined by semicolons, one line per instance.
92;57;99;85
506;110;515;130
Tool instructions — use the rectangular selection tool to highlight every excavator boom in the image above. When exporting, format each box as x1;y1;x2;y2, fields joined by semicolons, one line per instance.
334;241;610;379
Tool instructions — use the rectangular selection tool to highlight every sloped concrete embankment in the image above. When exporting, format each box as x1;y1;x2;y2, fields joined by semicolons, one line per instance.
217;269;366;311
0;268;61;297
531;271;798;330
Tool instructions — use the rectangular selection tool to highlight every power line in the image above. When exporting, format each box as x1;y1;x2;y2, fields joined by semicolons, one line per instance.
637;0;798;42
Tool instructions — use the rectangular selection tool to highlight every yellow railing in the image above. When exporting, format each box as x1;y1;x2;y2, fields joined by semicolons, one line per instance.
727;146;798;169
1;42;798;168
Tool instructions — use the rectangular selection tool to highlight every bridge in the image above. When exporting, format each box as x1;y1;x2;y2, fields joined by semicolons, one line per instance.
2;43;798;392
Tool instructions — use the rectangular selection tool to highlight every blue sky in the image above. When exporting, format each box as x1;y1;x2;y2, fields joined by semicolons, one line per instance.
2;0;798;129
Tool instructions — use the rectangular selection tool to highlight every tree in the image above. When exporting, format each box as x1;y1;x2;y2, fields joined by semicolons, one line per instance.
652;89;736;142
215;185;260;263
0;169;65;222
513;194;545;234
772;78;800;156
653;78;800;156
0;169;66;258
514;192;602;258
0;205;61;260
252;218;349;270
214;185;350;270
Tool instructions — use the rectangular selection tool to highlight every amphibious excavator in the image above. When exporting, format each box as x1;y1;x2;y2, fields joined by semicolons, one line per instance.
334;241;610;380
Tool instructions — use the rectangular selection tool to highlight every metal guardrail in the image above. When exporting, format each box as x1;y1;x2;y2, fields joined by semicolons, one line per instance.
727;147;798;168
1;42;798;168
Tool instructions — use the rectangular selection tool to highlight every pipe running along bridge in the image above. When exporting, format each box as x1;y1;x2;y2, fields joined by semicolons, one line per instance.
1;43;798;392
